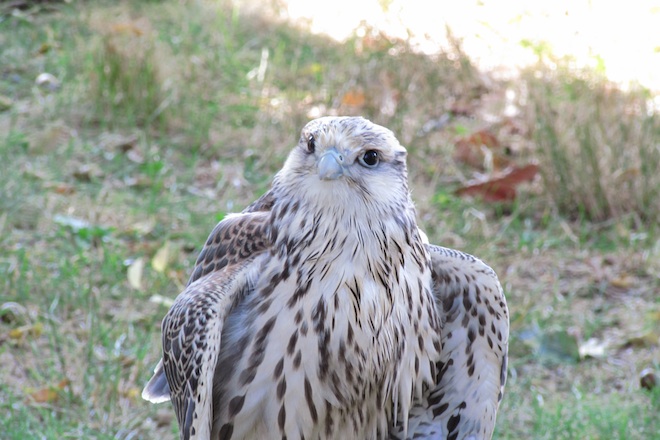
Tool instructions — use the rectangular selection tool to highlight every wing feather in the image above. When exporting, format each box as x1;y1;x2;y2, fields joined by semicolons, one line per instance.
399;244;509;440
142;210;272;439
162;264;256;439
187;209;271;286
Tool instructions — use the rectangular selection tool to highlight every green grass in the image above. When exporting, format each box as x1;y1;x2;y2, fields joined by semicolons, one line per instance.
1;1;659;439
497;386;660;439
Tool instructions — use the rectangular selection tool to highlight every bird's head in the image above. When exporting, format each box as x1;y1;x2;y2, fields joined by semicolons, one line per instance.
274;117;411;213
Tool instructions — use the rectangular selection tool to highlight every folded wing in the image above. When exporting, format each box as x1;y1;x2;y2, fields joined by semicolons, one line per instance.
142;209;272;439
396;244;509;439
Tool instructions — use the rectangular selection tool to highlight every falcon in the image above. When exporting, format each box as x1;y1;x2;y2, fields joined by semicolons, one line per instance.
142;116;509;440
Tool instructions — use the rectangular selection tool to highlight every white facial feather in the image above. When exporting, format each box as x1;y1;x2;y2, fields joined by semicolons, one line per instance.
275;117;411;219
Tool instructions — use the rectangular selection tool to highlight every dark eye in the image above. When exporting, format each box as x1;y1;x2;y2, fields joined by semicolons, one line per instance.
359;150;379;168
306;135;316;153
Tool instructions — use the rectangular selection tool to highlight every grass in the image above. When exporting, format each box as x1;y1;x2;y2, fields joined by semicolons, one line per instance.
522;61;660;221
1;1;659;439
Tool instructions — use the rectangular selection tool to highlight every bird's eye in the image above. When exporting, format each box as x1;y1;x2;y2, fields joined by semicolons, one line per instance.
359;150;380;168
306;135;316;153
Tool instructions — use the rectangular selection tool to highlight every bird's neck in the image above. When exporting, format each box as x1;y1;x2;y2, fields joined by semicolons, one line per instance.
268;191;420;262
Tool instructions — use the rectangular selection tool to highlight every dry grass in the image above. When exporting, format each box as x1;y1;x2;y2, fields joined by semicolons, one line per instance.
85;15;169;129
521;62;660;222
0;1;658;439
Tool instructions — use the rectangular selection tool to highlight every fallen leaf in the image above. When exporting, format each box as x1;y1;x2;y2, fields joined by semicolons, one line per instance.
149;294;174;308
27;379;68;404
578;337;608;359
340;90;366;107
151;242;171;273
453;129;511;171
127;258;144;290
609;275;634;289
8;328;24;340
45;182;76;195
455;164;539;202
53;214;90;232
468;129;500;149
130;218;156;235
8;322;43;340
37;43;51;54
28;388;58;404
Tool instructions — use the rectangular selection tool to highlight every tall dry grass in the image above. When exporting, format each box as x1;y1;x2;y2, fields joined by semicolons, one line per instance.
522;64;660;222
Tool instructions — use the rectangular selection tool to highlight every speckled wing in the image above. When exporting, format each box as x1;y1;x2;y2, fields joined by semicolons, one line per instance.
395;244;509;440
162;264;258;440
186;204;272;286
142;209;271;439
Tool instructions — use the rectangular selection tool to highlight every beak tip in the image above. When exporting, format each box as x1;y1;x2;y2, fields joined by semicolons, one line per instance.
317;149;344;180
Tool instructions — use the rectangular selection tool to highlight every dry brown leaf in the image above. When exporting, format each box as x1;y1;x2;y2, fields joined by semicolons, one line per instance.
27;379;69;404
28;388;59;404
455;164;539;202
453;129;511;171
340;90;366;107
45;182;76;195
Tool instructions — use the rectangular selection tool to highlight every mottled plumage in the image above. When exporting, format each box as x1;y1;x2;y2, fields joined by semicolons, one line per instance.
142;116;509;440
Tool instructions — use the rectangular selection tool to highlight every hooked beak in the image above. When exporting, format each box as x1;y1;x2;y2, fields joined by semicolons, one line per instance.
317;148;345;180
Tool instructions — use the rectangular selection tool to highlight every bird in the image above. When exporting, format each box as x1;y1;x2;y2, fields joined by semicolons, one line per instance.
142;116;509;440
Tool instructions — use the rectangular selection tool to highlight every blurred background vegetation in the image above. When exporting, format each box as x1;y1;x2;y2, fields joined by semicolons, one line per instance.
0;0;658;438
